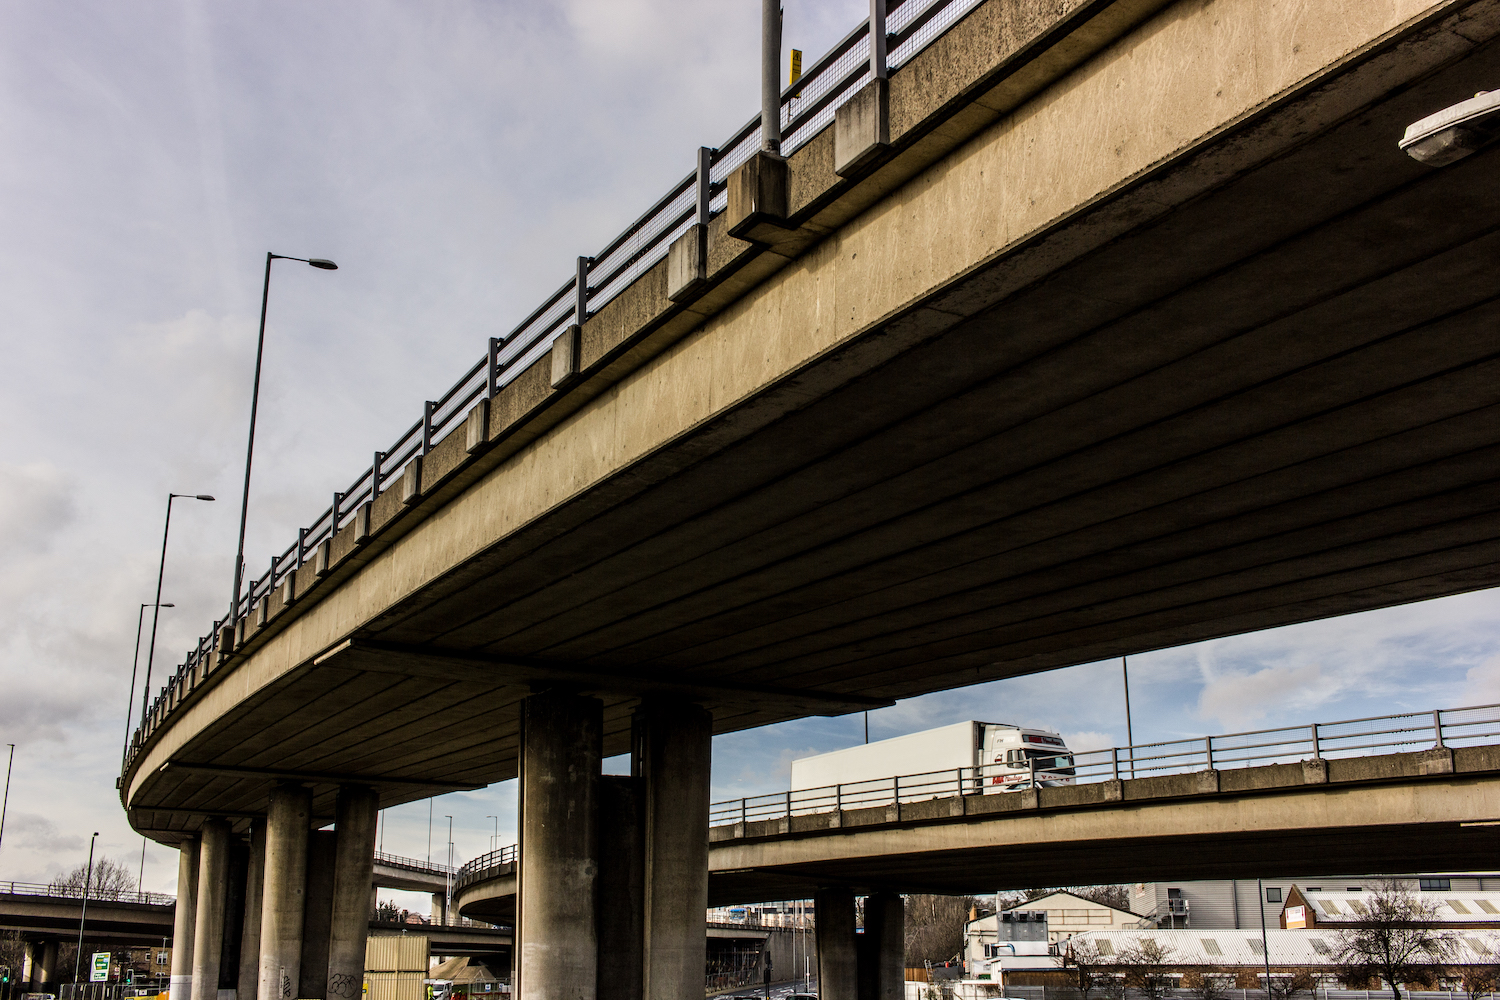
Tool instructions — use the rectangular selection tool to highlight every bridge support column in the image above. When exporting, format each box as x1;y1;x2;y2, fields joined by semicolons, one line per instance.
222;835;251;999
815;888;857;1000
638;701;712;1000
258;782;310;1000
430;893;446;926
857;893;904;1000
596;775;645;1000
327;785;379;1000
299;831;337;999
172;835;201;1000
192;819;231;1000
238;818;267;1000
516;690;602;1000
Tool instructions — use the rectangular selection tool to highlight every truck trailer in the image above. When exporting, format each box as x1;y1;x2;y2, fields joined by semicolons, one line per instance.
788;721;1075;805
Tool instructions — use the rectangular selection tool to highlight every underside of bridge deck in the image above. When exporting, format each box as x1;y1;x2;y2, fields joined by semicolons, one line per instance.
125;0;1500;833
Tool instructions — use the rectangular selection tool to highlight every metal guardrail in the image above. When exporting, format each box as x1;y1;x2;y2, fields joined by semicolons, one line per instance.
0;881;175;906
372;850;456;876
706;703;1500;828
446;704;1500;894
453;845;518;893
127;0;991;768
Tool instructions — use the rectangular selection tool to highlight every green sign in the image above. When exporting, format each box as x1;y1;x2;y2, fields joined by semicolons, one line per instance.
90;952;109;983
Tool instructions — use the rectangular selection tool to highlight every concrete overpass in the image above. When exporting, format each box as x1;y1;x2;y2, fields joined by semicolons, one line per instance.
449;743;1500;912
115;0;1500;998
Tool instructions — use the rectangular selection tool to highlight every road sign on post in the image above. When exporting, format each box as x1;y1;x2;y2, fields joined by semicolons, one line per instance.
90;952;109;982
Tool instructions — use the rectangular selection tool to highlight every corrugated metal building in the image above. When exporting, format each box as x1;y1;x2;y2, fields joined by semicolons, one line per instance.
1131;876;1500;930
1064;927;1500;970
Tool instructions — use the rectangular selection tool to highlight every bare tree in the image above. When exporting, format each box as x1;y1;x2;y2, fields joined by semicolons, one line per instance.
904;895;973;966
1460;965;1500;999
1061;938;1121;1000
1267;970;1318;1000
1117;938;1176;1000
50;857;138;899
374;900;404;923
1181;970;1234;1000
1332;879;1458;1000
1014;885;1134;911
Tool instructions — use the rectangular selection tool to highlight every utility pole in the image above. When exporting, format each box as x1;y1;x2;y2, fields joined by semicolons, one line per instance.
1122;656;1135;777
1257;878;1273;995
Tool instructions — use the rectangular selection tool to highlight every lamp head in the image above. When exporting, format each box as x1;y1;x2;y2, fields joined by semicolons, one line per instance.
1401;90;1500;165
195;495;215;501
308;259;338;270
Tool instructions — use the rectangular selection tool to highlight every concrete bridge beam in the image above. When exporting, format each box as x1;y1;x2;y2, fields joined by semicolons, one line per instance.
640;701;713;1000
327;785;380;1000
172;835;201;1000
238;818;266;1000
517;690;602;1000
258;782;311;1000
191;819;231;1000
815;887;857;1000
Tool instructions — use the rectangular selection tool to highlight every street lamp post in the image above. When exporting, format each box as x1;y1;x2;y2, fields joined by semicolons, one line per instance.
74;832;99;983
485;815;497;854
123;602;173;759
444;815;454;925
230;252;338;623
139;494;214;733
0;743;13;857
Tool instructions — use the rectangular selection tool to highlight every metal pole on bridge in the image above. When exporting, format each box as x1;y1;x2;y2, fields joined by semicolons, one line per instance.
762;0;782;154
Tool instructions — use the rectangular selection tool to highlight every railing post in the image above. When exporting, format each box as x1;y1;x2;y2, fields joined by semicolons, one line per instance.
1310;723;1321;760
697;146;714;225
836;783;842;811
372;450;386;499
1112;747;1120;780
1029;755;1036;786
1205;736;1214;769
488;337;501;399
1434;709;1446;748
956;768;962;797
869;0;888;80
893;775;900;806
741;797;747;827
785;789;792;821
296;527;306;570
422;400;436;456
332;491;343;533
575;256;591;327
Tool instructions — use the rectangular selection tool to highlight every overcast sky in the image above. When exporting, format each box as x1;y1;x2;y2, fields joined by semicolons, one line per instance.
1;0;1498;909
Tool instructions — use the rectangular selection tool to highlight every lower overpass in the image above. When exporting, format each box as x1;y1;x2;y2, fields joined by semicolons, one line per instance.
453;706;1500;914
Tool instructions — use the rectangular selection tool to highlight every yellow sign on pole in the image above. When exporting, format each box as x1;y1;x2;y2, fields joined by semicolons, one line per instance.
790;49;803;98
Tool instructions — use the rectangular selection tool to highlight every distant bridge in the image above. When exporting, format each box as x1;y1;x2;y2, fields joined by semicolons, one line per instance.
452;705;1500;914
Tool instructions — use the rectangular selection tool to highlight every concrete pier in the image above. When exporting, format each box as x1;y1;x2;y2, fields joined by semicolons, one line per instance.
858;893;905;1000
640;701;712;1000
258;783;310;1000
238;818;266;1000
299;830;337;999
516;690;602;1000
172;836;201;1000
597;774;645;1000
191;820;231;1000
221;837;250;999
327;785;379;1000
815;887;857;1000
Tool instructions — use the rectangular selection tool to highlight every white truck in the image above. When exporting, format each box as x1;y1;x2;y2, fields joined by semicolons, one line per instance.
788;720;1075;804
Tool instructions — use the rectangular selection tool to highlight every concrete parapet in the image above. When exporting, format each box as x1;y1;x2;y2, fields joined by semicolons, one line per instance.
727;152;789;242
666;224;709;302
834;79;890;177
550;324;583;389
399;457;423;506
464;400;489;453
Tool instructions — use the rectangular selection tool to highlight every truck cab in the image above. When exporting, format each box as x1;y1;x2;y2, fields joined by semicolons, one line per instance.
979;725;1076;791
